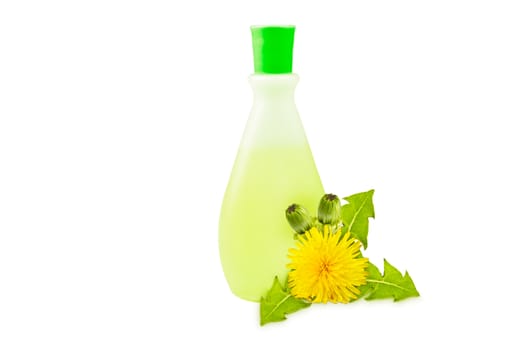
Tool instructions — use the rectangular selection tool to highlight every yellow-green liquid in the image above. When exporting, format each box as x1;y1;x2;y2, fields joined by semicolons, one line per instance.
219;146;323;301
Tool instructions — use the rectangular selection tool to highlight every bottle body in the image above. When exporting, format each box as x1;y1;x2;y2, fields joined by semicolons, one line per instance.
219;74;324;301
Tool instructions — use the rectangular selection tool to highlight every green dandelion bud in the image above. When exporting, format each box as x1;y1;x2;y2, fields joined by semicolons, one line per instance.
285;204;314;234
318;193;341;225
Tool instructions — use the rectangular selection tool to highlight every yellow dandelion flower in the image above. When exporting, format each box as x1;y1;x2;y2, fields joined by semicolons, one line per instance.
287;225;369;303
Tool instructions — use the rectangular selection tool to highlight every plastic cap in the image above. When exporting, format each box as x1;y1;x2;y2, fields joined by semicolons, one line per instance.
251;25;295;74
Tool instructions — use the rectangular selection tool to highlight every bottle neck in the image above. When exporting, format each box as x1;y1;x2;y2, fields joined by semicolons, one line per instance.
249;73;298;103
242;73;306;149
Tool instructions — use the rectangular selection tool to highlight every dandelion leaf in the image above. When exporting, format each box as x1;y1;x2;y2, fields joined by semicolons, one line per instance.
341;189;375;249
364;260;420;301
260;276;310;326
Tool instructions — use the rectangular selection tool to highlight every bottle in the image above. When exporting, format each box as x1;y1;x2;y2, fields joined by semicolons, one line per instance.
219;26;324;302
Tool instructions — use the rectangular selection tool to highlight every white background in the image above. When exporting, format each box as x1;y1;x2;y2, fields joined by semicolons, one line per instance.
1;0;522;349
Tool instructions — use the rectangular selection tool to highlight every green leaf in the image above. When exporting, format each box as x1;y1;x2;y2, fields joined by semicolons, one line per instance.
341;189;375;249
260;276;310;326
364;260;420;301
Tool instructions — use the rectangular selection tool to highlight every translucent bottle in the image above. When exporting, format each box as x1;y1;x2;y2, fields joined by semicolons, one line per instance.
219;26;324;301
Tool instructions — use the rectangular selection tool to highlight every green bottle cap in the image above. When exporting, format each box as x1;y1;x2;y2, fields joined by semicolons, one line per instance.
251;25;295;74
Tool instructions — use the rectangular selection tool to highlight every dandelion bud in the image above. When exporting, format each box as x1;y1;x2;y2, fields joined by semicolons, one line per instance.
285;204;314;234
318;193;341;225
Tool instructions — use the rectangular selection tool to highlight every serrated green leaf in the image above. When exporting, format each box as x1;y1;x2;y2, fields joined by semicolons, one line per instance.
341;189;375;249
260;276;310;326
365;259;420;301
